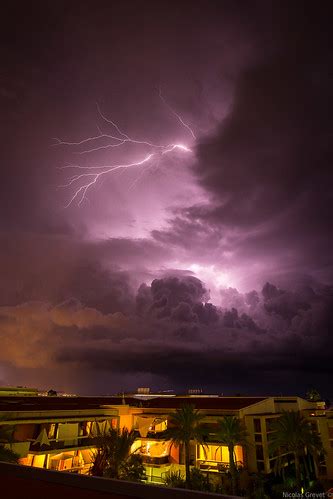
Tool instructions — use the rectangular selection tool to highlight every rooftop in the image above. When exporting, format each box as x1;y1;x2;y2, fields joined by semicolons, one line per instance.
0;396;130;413
0;395;268;413
138;396;267;410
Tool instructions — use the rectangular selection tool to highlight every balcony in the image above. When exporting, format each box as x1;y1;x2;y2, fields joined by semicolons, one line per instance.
29;435;100;453
145;430;168;440
132;430;168;440
197;460;243;473
141;455;170;466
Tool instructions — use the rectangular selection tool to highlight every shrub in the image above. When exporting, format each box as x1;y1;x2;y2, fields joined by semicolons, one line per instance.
118;454;146;482
163;470;186;488
188;467;211;491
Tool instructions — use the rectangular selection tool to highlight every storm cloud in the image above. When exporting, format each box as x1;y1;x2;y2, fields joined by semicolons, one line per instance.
1;271;332;395
0;2;332;396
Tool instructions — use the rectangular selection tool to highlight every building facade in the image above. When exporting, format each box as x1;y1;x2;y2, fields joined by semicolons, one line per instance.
0;392;332;483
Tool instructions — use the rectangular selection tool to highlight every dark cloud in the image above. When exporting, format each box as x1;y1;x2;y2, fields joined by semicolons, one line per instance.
220;281;333;341
262;283;310;321
56;326;333;396
146;6;333;288
188;19;333;282
2;271;332;396
136;275;214;323
0;2;332;397
0;233;136;313
152;216;221;252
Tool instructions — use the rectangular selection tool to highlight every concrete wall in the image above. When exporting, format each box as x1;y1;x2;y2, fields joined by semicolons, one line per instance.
0;461;240;499
315;416;333;479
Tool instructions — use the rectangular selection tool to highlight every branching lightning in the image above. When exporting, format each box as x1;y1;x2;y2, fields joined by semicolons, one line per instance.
158;88;196;140
55;94;196;207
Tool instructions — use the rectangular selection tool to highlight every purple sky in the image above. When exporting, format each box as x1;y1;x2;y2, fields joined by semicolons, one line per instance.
0;1;332;397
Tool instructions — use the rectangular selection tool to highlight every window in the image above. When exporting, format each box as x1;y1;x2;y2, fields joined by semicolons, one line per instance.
111;418;118;429
255;434;262;442
265;418;276;432
269;458;277;471
254;418;261;433
310;422;318;433
47;424;58;439
197;444;243;464
79;422;90;436
198;444;229;462
85;422;93;435
32;424;41;439
257;461;265;472
256;445;264;461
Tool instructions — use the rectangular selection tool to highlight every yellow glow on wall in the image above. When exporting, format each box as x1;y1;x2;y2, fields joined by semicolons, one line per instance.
32;454;46;468
198;444;243;464
119;415;133;431
131;439;171;457
19;453;34;466
152;420;167;432
234;445;243;463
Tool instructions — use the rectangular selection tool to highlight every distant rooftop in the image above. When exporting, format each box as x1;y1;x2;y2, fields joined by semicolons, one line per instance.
138;396;267;410
0;396;130;412
0;386;38;396
0;394;268;413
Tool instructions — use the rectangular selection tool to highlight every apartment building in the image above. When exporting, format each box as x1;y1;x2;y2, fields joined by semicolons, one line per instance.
0;391;332;483
127;395;331;482
0;395;122;474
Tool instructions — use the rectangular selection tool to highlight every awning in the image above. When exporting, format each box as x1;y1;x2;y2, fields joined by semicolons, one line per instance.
136;417;155;437
33;428;50;447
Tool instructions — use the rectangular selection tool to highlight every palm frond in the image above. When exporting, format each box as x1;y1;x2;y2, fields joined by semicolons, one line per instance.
215;415;249;447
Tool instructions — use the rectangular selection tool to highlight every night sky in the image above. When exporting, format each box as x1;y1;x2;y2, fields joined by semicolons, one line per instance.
1;2;332;397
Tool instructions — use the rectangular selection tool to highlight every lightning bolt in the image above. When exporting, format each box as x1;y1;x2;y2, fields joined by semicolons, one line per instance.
158;87;196;140
56;98;195;207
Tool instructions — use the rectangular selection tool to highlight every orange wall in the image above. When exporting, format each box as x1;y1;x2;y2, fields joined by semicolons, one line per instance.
14;424;35;441
119;415;133;431
170;443;180;464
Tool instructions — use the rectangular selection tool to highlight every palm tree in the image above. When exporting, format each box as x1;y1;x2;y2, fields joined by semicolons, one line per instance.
0;423;19;464
165;404;206;486
90;446;107;477
215;415;248;495
269;411;324;491
305;388;322;402
91;426;138;479
0;445;19;463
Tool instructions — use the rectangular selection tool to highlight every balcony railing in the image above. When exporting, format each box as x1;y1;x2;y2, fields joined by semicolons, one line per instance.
197;460;243;473
141;455;170;465
145;430;168;439
1;461;242;499
132;430;168;440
